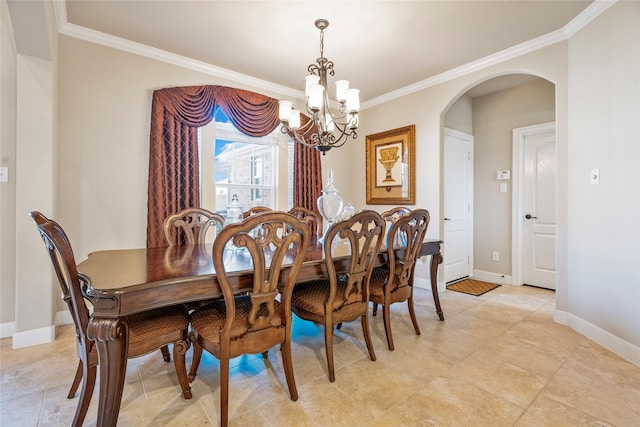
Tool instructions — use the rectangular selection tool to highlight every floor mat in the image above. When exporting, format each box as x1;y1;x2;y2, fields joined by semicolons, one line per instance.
446;278;501;296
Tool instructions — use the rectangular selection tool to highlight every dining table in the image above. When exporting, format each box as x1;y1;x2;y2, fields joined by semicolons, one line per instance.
77;237;443;426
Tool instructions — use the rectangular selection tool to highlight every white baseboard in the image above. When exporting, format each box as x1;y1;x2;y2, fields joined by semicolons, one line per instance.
12;325;55;349
3;310;73;347
472;269;513;285
554;309;640;367
0;321;15;338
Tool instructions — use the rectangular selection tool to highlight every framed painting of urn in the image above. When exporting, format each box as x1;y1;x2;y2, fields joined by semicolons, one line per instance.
365;124;416;204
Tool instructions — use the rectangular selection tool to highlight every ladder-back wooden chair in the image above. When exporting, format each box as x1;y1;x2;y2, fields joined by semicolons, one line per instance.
29;211;192;427
369;209;430;351
290;210;385;382
188;211;310;427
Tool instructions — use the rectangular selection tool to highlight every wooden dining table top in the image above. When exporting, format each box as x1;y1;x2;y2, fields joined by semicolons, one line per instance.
77;238;442;318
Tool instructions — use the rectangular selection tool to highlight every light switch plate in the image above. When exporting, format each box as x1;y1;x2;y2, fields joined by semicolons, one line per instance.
0;167;8;183
590;168;600;185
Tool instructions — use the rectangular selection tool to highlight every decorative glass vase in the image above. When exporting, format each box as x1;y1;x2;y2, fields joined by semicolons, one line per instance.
225;194;244;251
317;170;343;240
341;203;356;221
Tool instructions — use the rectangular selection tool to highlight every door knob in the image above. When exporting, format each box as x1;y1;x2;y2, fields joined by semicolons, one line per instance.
525;214;537;219
444;218;451;221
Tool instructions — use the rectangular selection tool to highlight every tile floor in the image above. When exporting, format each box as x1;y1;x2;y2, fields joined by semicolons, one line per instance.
1;284;639;426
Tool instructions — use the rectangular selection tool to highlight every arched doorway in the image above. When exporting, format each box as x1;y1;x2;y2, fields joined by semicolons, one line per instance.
442;73;556;288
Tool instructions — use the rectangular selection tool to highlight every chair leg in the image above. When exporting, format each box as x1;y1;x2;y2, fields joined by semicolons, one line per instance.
67;359;83;398
261;350;269;359
407;295;421;336
160;345;171;362
382;302;394;351
324;323;336;382
280;339;298;401
188;340;203;383
173;339;192;399
361;312;377;361
220;356;230;427
71;359;97;427
372;303;378;316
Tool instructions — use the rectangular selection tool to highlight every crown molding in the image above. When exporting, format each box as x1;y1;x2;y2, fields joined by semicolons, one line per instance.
53;0;615;109
563;0;616;38
53;1;303;100
362;0;617;109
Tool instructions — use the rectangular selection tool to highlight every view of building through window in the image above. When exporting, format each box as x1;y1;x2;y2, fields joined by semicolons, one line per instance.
199;108;287;219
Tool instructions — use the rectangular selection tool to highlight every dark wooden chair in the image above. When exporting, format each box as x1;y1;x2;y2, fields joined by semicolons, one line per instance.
163;207;225;246
288;206;323;239
242;206;272;219
188;211;310;427
381;206;411;223
29;211;192;427
372;206;412;317
369;209;430;351
160;207;225;361
290;210;385;382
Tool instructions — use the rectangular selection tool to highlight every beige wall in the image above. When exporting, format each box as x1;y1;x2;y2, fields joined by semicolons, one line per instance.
56;35;297;258
472;78;555;274
0;1;17;327
444;95;473;135
564;1;639;349
2;1;638;362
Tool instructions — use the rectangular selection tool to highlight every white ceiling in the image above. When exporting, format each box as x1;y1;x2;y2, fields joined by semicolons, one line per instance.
12;1;601;103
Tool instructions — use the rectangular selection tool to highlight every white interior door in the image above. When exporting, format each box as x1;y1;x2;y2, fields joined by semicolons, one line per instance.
444;128;473;283
513;123;556;290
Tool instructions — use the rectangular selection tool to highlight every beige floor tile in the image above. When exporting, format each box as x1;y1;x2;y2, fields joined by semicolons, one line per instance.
543;357;640;425
515;394;615;427
387;375;524;426
2;285;639;426
0;389;43;427
446;349;549;408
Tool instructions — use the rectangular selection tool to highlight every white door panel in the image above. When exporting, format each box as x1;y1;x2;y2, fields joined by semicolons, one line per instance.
444;129;473;283
515;123;556;290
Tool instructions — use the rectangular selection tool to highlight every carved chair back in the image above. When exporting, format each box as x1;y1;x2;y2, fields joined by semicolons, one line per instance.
163;207;225;246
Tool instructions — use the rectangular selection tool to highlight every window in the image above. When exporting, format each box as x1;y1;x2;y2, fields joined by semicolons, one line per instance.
200;108;289;218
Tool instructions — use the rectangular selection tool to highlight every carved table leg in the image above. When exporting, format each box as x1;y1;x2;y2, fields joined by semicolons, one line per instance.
430;253;445;320
87;317;129;427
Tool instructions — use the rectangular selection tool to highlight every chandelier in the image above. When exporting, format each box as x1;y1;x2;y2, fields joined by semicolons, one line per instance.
278;19;360;155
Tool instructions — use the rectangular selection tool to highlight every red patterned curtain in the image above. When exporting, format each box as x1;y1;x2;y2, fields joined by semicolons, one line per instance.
147;85;322;247
293;115;323;220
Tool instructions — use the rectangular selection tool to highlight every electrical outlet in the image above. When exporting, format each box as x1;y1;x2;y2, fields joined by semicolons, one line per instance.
492;251;500;261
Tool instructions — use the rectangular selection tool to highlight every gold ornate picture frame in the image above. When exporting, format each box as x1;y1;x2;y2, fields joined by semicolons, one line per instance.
366;125;416;205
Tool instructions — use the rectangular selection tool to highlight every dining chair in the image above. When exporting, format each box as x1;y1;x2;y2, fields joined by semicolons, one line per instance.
288;206;323;239
381;206;411;223
29;211;193;427
242;205;272;219
160;207;225;361
371;206;412;317
163;207;225;246
369;209;430;351
290;210;385;382
188;211;310;427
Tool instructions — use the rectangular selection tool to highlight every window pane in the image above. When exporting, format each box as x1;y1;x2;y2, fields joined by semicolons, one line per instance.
211;108;279;214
